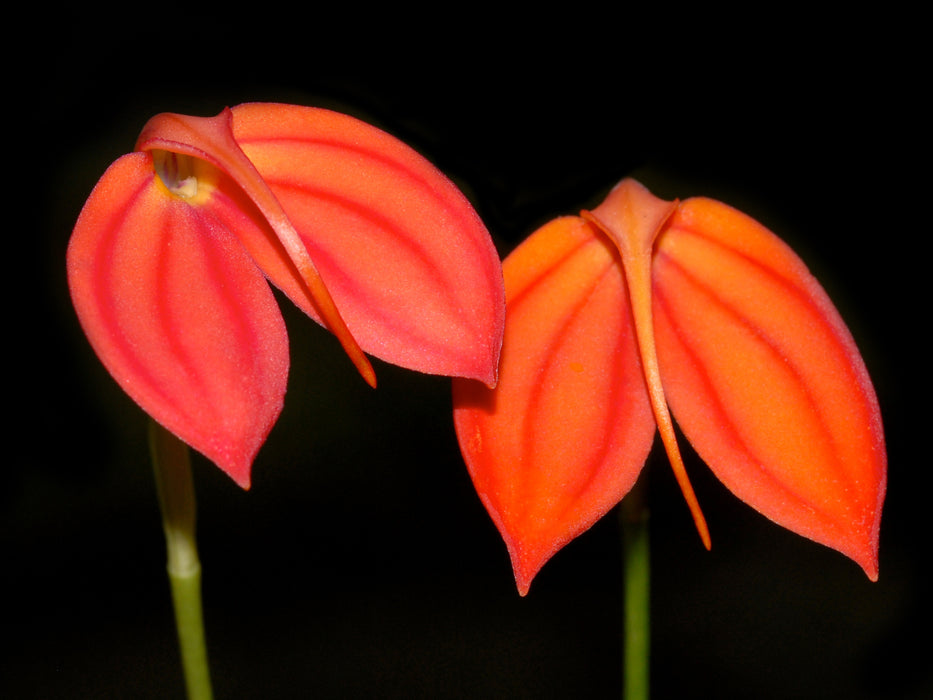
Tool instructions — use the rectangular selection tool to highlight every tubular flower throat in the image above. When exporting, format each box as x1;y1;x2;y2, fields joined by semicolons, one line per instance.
68;103;505;488
453;177;885;595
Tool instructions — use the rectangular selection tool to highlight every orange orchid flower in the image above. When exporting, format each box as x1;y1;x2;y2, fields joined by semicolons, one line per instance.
453;177;885;595
68;102;504;488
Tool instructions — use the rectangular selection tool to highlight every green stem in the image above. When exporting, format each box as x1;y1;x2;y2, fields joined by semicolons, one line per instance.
619;478;650;700
149;420;214;700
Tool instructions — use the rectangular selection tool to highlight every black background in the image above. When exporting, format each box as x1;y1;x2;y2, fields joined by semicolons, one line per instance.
7;7;926;699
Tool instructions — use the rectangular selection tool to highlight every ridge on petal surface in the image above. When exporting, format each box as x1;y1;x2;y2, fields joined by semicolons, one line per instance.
454;216;655;594
651;196;885;579
229;103;505;386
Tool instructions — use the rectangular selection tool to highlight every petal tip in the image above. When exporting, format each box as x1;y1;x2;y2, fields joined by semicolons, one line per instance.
210;451;254;490
512;558;541;598
507;539;553;598
855;545;880;582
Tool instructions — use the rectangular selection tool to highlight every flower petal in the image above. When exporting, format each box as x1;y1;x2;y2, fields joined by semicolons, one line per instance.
66;153;289;488
652;196;886;578
453;217;655;594
135;108;376;387
228;103;505;386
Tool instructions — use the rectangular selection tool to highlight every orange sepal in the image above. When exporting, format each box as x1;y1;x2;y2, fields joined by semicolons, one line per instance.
66;153;288;488
453;216;656;595
229;103;505;386
585;179;711;548
650;196;886;579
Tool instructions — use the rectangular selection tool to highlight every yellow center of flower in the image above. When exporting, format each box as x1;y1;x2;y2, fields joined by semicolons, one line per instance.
153;150;202;199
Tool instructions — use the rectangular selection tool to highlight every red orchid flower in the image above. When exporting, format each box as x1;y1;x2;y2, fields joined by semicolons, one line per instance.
453;177;885;595
68;102;505;488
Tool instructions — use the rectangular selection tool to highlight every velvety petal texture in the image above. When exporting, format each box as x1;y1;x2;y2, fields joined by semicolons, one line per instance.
67;153;287;487
454;217;656;595
68;103;505;487
454;177;885;594
649;196;886;579
229;103;505;385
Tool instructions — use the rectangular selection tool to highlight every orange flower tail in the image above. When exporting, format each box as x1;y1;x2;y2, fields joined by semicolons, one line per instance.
584;179;712;549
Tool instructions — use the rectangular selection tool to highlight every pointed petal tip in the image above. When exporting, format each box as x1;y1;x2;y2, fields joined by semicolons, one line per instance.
478;365;499;390
465;342;501;389
512;558;540;598
436;348;499;388
508;539;554;598
831;538;878;581
496;531;543;597
229;461;253;490
207;450;254;490
853;542;879;582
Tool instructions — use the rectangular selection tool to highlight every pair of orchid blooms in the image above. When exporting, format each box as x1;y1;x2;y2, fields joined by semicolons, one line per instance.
67;103;886;595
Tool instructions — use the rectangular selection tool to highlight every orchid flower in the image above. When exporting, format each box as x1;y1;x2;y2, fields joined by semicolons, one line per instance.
453;177;885;596
68;102;505;488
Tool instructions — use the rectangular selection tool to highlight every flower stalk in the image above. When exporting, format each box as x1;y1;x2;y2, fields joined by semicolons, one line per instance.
149;419;213;700
619;478;650;700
